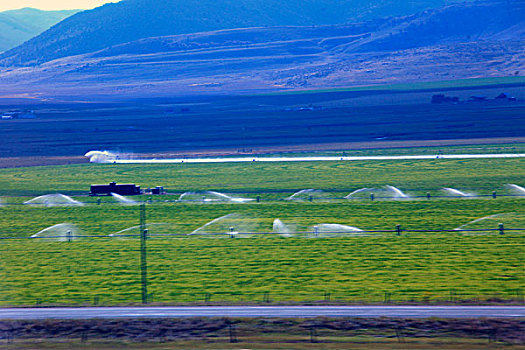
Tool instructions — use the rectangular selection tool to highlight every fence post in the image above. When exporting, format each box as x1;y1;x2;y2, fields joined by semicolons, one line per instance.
139;204;148;304
498;223;504;235
263;292;270;303
384;292;391;303
310;328;318;343
396;225;402;236
395;327;405;343
516;289;524;302
229;324;238;343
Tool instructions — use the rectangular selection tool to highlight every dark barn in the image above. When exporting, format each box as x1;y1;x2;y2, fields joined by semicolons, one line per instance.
90;182;141;196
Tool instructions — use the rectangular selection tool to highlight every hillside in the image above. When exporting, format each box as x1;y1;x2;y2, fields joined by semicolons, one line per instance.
0;1;522;98
0;0;477;66
0;8;78;53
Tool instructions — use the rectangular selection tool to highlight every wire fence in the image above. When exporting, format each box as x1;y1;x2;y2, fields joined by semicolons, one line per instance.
1;223;524;241
1;289;524;308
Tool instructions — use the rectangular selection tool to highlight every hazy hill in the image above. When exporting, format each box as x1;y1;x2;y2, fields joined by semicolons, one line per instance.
0;8;78;53
0;0;477;66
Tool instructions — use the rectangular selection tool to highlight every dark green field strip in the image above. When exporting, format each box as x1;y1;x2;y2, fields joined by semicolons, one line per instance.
265;76;525;95
0;198;522;238
250;143;525;158
0;158;523;196
0;235;523;306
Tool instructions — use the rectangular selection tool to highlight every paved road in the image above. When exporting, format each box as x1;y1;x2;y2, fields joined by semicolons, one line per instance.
85;151;525;164
1;306;524;320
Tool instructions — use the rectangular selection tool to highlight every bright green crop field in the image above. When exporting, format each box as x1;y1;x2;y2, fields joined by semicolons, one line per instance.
0;157;524;196
1;234;523;305
0;156;523;305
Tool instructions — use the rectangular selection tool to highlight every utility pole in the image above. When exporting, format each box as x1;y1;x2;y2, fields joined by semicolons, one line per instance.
139;203;148;304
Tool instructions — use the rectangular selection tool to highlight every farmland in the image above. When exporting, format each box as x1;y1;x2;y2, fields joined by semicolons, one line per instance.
1;234;523;306
0;155;523;306
0;77;524;159
0;157;523;196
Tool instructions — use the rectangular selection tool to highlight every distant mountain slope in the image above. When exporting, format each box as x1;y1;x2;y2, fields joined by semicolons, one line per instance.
0;1;522;98
90;1;524;58
0;0;476;66
0;8;78;53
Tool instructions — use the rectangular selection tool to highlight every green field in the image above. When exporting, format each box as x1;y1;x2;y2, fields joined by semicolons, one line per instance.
0;157;524;196
1;234;523;305
0;199;524;237
0;156;523;306
266;76;525;95
254;143;525;158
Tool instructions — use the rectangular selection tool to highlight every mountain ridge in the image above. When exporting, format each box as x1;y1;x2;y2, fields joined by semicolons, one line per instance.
0;0;522;98
0;0;478;66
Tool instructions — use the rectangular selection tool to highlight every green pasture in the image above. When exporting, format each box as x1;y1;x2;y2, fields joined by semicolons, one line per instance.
0;156;523;306
0;157;523;196
0;199;524;238
267;76;525;95
0;234;523;305
256;143;525;158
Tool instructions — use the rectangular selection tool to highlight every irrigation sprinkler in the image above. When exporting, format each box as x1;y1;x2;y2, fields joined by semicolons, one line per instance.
499;223;505;235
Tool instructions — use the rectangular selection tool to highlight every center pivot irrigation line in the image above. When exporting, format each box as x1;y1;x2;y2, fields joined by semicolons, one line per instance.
85;152;525;164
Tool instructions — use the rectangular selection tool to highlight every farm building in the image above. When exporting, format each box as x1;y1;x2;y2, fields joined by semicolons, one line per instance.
90;182;141;196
